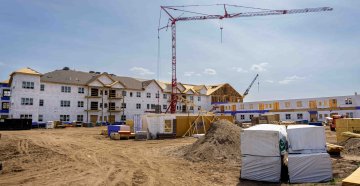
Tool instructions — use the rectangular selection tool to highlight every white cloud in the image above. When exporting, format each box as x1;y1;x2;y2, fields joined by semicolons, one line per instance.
265;80;274;83
130;67;155;76
203;68;217;75
251;63;268;72
278;75;306;85
195;73;202;77
232;67;248;73
184;71;195;77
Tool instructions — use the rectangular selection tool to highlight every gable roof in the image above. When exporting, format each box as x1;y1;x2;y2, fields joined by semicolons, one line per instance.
11;67;41;76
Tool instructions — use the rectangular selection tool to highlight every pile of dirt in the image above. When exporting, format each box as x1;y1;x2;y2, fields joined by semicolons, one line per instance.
181;119;242;163
340;138;360;156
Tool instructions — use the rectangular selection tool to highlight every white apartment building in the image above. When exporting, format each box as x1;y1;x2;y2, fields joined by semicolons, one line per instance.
215;94;360;122
5;67;242;123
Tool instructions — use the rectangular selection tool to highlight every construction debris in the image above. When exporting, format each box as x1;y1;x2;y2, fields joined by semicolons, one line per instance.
340;138;360;156
181;119;241;163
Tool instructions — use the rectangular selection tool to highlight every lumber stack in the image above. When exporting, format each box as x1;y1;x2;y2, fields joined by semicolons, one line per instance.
287;125;332;183
342;167;360;186
240;124;287;183
336;119;360;143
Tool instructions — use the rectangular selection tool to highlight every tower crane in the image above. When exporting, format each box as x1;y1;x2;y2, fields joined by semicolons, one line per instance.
243;74;259;99
158;4;333;113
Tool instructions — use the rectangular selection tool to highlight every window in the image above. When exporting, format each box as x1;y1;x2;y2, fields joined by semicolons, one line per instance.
296;101;303;107
285;102;291;108
345;98;353;105
122;91;127;96
147;104;150;109
163;105;167;110
100;90;103;95
77;115;84;122
104;90;108;95
189;96;193;101
297;113;303;120
318;101;322;106
346;112;354;118
163;94;167;99
147;93;151;98
240;115;245;120
38;115;43;122
130;92;133;97
2;89;10;97
136;103;141;109
100;103;103;108
40;84;45;91
151;104;156;109
121;115;126;121
21;98;33;105
249;104;254;110
286;114;291;120
22;81;34;89
249;115;254;120
240;104;245;110
39;99;44;106
104;103;108;108
20;114;32;119
198;106;201;110
90;102;98;110
78;101;84;108
324;114;329;118
60;115;70;122
155;93;159;98
136;92;141;97
164;120;172;133
61;86;71;93
319;114;323;119
2;102;10;110
198;96;201;102
91;88;98;96
60;100;71;107
121;103;126;109
189;106;194;110
78;87;84;94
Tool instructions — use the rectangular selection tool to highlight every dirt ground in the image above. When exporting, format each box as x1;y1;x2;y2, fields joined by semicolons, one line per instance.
0;126;359;186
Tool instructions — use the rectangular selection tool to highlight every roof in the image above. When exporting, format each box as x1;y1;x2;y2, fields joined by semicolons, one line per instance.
206;84;227;95
0;79;9;84
41;69;144;89
12;67;41;76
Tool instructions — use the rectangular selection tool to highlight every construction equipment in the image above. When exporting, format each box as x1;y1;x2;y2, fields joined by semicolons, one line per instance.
243;74;259;99
158;4;333;113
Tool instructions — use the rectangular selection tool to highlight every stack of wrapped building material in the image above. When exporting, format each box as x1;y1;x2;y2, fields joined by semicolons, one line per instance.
240;124;287;182
287;125;332;183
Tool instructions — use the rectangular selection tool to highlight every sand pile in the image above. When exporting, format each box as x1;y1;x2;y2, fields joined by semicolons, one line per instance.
181;119;242;163
340;138;360;156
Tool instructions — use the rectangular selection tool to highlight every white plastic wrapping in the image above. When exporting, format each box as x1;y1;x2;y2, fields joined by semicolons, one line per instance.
241;155;281;183
288;153;333;183
287;125;326;154
141;115;176;139
241;124;287;156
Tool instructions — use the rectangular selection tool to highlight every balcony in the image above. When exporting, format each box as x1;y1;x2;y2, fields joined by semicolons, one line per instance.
108;106;123;112
108;94;123;100
85;95;101;99
85;109;100;112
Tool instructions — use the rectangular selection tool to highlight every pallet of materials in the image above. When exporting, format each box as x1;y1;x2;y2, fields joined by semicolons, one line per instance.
287;125;327;154
336;119;360;143
157;133;176;139
288;153;332;183
135;131;148;141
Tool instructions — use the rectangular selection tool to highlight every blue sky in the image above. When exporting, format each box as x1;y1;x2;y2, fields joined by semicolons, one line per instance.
0;0;359;101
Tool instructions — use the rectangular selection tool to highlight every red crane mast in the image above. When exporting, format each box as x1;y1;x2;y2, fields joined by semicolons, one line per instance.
159;4;332;114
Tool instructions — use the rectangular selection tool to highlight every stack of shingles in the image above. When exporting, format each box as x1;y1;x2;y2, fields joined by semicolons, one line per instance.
240;124;287;183
287;125;333;183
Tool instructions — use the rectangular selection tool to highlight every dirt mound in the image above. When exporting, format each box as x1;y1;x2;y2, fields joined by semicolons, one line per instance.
340;138;360;156
181;119;242;163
